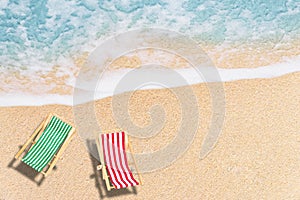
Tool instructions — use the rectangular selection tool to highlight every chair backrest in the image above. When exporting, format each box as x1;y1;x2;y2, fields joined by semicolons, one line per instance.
101;131;139;189
22;115;73;172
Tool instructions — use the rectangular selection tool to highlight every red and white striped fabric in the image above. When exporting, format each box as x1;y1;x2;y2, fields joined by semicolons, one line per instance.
101;131;139;189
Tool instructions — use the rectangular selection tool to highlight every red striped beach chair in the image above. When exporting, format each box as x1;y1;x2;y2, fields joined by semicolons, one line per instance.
14;113;76;177
95;131;142;191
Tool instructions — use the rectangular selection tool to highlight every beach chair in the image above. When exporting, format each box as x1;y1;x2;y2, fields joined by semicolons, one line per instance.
14;113;76;177
95;131;142;191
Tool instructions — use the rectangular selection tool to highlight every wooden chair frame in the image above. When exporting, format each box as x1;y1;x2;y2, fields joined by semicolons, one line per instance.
95;131;142;191
14;113;76;177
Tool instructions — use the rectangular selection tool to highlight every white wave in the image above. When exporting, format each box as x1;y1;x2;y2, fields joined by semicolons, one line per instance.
0;94;73;106
1;56;299;107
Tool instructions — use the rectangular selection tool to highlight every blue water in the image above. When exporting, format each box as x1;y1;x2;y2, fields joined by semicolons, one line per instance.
0;0;300;68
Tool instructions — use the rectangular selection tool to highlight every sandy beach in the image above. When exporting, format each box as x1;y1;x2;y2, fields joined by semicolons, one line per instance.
1;71;299;199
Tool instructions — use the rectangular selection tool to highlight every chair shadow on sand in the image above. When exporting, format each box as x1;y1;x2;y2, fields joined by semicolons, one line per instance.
86;139;137;199
7;145;57;186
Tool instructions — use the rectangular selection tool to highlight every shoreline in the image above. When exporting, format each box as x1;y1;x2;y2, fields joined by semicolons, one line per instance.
1;68;300;107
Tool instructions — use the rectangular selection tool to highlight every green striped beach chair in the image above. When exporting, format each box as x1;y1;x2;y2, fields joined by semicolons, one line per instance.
14;113;75;177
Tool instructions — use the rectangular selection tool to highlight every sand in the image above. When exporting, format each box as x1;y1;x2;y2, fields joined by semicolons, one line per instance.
1;72;300;199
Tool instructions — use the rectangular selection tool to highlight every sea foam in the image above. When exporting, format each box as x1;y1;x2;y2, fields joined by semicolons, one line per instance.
1;56;299;107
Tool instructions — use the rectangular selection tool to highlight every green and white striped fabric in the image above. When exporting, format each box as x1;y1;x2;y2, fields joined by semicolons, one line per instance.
22;116;72;172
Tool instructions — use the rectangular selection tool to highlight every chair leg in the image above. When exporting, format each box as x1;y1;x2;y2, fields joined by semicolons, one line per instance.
14;117;47;159
27;114;53;153
104;171;112;191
